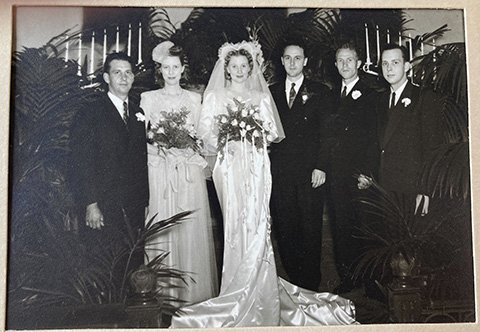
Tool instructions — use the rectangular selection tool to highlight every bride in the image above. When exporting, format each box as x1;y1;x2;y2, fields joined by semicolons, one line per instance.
169;41;358;327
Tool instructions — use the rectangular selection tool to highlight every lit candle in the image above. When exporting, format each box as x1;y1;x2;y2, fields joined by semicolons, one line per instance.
116;26;119;53
376;25;380;65
78;33;82;75
387;29;390;44
127;24;132;56
65;34;69;62
137;22;142;64
365;23;371;64
398;31;402;46
90;31;95;74
103;29;107;64
408;33;413;61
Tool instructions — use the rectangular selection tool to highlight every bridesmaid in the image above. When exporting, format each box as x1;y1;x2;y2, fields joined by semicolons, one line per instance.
140;41;218;304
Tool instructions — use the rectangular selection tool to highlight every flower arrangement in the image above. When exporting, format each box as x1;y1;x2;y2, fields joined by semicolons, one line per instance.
147;107;202;152
351;90;362;100
402;97;412;107
215;98;273;160
300;87;313;104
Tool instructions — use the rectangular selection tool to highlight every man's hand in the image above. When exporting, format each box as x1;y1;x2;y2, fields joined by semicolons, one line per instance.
86;202;104;229
312;169;326;188
357;174;373;190
415;194;430;216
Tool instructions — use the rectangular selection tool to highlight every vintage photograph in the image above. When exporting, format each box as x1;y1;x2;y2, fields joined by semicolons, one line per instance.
5;3;476;330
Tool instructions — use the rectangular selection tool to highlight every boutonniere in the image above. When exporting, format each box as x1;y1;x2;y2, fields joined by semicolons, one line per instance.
401;98;411;107
351;90;362;100
300;87;313;105
135;112;146;122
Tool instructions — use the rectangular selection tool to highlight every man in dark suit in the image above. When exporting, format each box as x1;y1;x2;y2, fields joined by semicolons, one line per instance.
327;43;377;294
70;52;149;277
269;39;333;291
371;44;443;214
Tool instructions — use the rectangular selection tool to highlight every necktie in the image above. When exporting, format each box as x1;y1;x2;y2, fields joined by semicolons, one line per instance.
389;92;396;109
123;101;129;125
341;85;347;98
288;82;296;108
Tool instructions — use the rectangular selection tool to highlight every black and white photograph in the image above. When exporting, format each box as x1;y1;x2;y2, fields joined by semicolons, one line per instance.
3;1;479;331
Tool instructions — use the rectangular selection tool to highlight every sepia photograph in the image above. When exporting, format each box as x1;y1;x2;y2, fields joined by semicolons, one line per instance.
2;1;478;331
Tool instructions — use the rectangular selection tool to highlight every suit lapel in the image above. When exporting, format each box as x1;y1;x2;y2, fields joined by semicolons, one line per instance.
381;82;418;148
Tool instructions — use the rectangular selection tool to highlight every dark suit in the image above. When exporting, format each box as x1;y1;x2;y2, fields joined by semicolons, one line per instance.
70;94;149;275
269;79;332;291
376;82;444;197
326;79;377;290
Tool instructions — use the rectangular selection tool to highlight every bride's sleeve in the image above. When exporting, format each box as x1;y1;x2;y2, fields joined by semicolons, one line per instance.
197;91;218;157
259;92;285;143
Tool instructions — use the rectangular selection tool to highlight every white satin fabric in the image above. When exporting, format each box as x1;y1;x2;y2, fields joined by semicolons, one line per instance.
140;89;218;304
169;91;358;327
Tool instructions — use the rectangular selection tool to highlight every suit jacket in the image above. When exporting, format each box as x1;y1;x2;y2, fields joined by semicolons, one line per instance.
327;78;378;183
70;94;149;210
269;78;333;183
376;81;444;196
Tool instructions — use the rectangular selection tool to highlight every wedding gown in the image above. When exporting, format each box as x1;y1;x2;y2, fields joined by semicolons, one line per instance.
140;88;218;304
169;88;358;327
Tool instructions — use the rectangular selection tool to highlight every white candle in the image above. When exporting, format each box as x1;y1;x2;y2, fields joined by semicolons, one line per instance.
78;33;82;75
65;35;69;62
398;32;402;46
421;40;424;55
116;26;119;53
90;31;95;74
365;23;370;63
103;29;107;64
387;29;390;44
376;25;380;64
127;24;132;56
408;33;413;61
137;22;142;64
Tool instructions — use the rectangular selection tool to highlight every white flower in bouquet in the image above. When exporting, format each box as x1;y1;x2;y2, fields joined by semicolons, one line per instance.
239;121;246;128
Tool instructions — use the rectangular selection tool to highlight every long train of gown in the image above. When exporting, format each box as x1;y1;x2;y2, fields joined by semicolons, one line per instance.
170;141;358;327
141;89;218;304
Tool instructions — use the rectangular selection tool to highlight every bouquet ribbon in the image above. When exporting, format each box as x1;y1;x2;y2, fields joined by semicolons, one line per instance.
148;147;207;211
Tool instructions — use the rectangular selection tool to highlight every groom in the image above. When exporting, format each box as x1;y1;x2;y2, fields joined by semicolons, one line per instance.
269;38;333;291
70;52;149;275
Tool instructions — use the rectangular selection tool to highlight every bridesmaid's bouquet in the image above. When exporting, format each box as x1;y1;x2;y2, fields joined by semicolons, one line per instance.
215;98;274;160
147;107;202;152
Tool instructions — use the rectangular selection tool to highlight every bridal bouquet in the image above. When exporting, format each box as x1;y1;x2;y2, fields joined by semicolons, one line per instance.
215;98;273;160
147;107;202;152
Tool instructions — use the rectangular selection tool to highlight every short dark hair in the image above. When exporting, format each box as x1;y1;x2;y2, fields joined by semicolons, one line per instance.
381;43;409;62
103;52;134;73
223;49;254;80
280;36;308;57
335;42;359;60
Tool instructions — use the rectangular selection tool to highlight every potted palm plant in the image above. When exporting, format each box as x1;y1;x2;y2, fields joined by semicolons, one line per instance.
8;33;195;329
